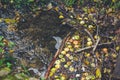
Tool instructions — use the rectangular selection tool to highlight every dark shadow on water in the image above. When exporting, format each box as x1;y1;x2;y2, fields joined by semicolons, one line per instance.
17;9;72;54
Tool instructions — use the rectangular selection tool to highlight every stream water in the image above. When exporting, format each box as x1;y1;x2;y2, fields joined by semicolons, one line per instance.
0;10;72;78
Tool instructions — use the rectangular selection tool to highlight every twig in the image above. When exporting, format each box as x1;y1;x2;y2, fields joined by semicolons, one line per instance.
92;38;100;67
84;29;95;43
91;15;99;36
95;22;99;36
93;38;100;52
66;23;96;44
44;32;71;79
75;42;114;53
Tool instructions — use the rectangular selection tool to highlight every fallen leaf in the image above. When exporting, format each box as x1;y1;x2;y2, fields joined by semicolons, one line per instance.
96;68;101;78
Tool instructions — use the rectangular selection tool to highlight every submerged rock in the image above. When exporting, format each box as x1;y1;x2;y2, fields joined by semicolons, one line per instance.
53;36;62;49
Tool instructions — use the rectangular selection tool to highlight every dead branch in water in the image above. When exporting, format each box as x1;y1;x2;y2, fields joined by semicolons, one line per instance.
44;32;71;79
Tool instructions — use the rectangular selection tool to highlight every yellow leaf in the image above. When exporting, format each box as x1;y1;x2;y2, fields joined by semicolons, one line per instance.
112;0;116;2
54;7;59;11
94;0;99;2
82;7;87;13
59;15;64;19
3;39;9;45
0;18;3;22
107;8;113;14
9;50;14;53
4;18;16;24
84;60;90;65
96;68;101;78
47;3;53;10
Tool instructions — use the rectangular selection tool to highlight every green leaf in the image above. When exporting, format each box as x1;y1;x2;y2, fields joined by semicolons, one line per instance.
0;59;5;66
0;48;4;53
0;42;5;47
0;36;4;41
6;62;12;68
8;41;15;48
63;0;76;6
40;77;46;80
28;0;34;2
96;68;101;78
86;75;95;80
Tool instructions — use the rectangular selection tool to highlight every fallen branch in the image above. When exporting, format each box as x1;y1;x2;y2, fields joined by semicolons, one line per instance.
75;42;114;53
92;38;100;67
44;32;71;79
